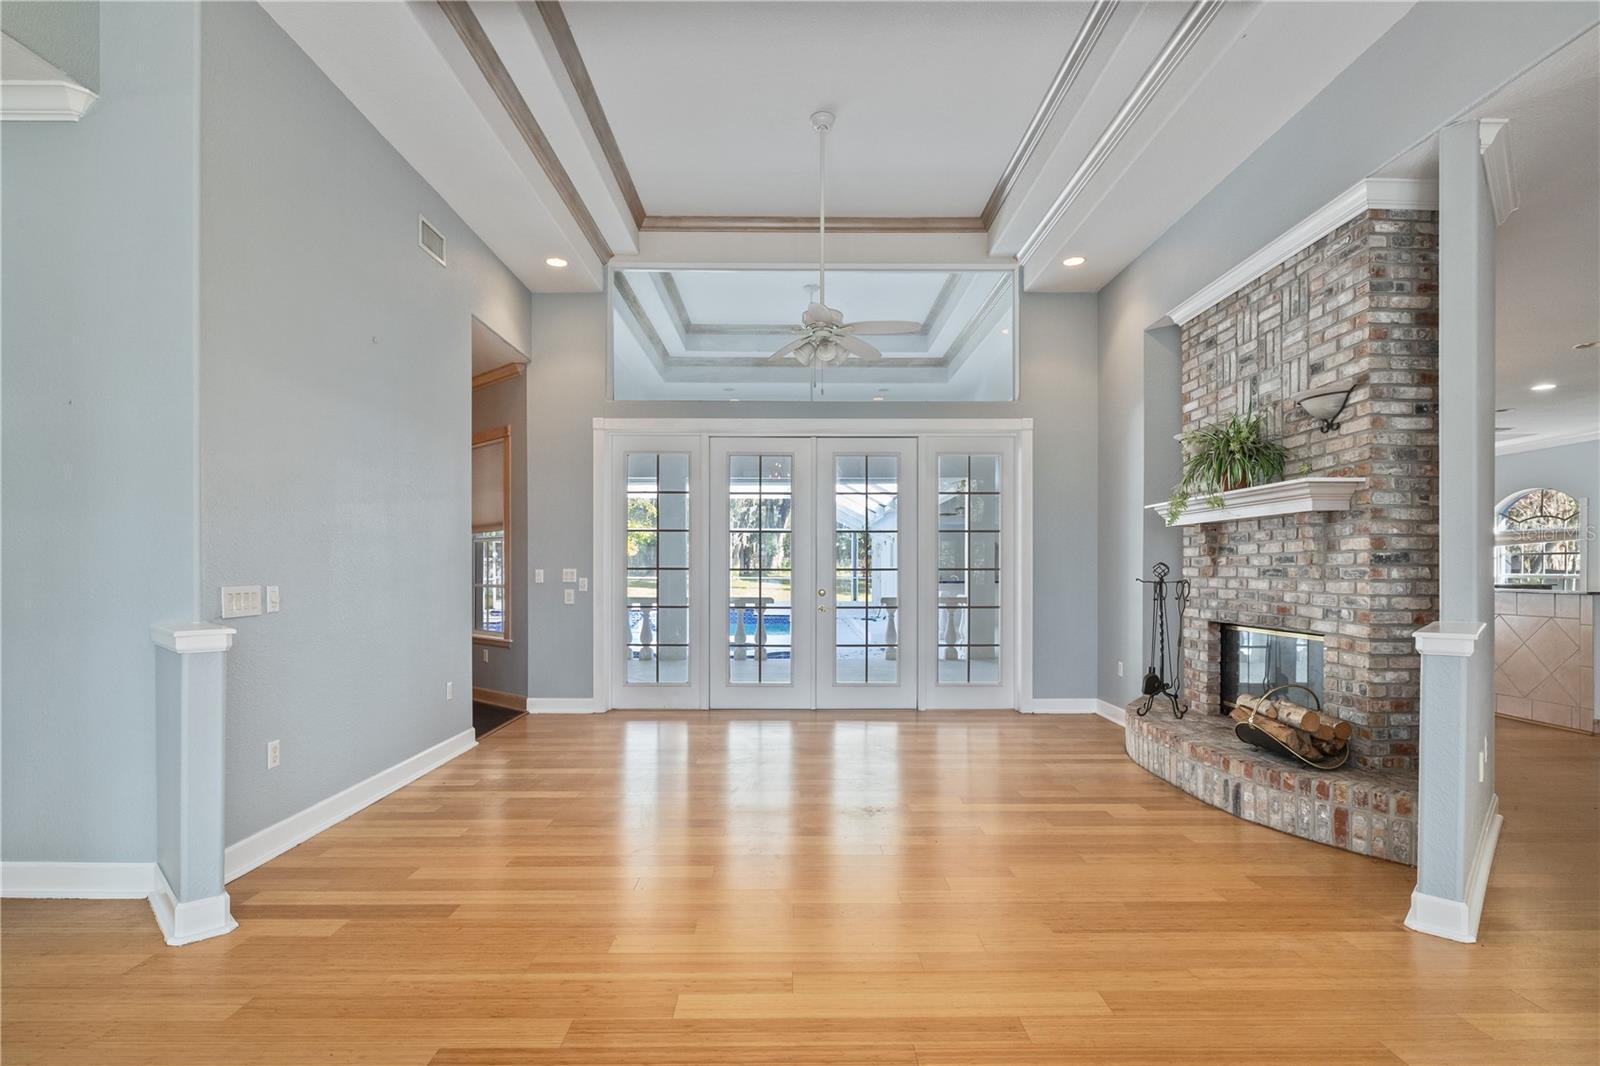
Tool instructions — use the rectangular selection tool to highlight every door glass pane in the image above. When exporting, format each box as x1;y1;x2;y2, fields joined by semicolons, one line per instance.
625;452;690;685
728;453;793;685
938;453;1001;685
834;454;900;684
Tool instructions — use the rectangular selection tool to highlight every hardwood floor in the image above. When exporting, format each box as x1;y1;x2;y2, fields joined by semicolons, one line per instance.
4;712;1595;1065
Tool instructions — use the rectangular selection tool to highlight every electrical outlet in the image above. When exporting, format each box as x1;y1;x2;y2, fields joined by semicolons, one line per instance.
1117;660;1124;678
562;568;577;583
265;585;280;613
578;577;589;592
481;648;489;663
446;681;454;701
535;569;545;584
266;740;280;770
563;589;575;605
1479;737;1488;782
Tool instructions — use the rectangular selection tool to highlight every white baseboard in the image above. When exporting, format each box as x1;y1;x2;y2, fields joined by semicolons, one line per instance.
1405;794;1503;943
1019;698;1126;727
1093;699;1127;727
526;697;605;714
148;868;236;947
1;861;156;899
224;727;476;883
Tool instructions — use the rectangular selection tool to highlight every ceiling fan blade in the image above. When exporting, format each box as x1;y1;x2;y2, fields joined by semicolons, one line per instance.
834;333;884;361
764;335;811;364
842;320;921;335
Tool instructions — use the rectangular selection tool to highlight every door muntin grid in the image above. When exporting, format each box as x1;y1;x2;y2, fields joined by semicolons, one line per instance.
728;454;794;684
936;454;1001;685
834;454;900;685
625;452;690;684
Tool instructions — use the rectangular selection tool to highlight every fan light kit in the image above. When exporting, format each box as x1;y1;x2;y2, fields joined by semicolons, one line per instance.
1293;381;1357;433
545;257;567;268
1530;382;1558;391
1062;256;1087;267
765;111;922;380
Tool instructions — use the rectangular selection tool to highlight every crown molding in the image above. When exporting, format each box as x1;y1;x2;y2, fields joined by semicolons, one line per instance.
980;0;1118;229
1017;0;1225;263
1;33;97;122
1478;118;1520;226
471;361;526;391
1495;427;1600;455
640;215;986;235
1166;177;1438;327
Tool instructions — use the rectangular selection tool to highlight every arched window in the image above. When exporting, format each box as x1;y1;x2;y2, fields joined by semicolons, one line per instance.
1494;488;1584;591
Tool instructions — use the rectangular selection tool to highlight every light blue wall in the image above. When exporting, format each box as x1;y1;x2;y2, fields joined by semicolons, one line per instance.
1496;441;1600;511
0;0;101;91
1;2;201;863
197;2;532;846
522;291;1099;701
1094;1;1599;708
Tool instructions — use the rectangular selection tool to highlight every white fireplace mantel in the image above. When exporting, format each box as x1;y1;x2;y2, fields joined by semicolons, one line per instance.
1148;477;1366;527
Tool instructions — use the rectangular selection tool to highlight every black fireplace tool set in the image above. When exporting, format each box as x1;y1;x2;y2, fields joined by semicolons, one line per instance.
1135;563;1190;718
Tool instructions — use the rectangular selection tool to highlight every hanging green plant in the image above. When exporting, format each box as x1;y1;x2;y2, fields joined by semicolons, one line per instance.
1166;409;1287;523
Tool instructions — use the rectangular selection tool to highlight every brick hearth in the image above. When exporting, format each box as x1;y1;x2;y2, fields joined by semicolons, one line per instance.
1125;704;1417;865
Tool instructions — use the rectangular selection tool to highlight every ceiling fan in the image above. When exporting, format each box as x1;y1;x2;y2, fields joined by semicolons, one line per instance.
766;111;921;367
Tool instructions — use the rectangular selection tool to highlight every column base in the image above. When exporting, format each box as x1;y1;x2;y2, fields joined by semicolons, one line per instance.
148;869;237;947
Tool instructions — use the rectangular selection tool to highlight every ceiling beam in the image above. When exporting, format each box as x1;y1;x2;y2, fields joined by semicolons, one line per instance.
980;0;1118;230
1016;0;1225;265
437;0;613;263
533;0;646;229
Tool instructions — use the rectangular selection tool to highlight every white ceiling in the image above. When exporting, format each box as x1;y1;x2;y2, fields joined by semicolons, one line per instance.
268;1;1423;300
1378;28;1599;451
562;1;1092;217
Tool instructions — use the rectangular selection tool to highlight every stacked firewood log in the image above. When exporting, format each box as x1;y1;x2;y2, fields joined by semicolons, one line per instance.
1229;693;1351;762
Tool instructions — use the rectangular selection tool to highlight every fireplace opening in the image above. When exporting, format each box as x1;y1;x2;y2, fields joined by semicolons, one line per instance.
1219;625;1325;714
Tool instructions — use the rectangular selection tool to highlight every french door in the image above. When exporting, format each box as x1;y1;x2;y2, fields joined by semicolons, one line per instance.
709;437;919;709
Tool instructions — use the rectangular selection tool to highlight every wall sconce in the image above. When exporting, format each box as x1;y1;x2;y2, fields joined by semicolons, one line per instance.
1293;383;1357;433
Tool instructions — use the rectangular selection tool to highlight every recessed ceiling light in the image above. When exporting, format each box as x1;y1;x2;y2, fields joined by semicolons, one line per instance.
1000;328;1010;335
1062;256;1086;267
1530;382;1558;391
545;257;568;268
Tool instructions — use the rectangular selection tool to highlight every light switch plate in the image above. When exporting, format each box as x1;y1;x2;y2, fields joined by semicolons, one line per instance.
221;585;263;619
266;739;280;770
266;586;280;613
578;577;588;592
562;568;577;583
535;569;545;584
563;589;575;605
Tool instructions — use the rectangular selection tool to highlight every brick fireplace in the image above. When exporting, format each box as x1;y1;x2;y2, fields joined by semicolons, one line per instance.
1177;208;1440;772
1123;207;1438;865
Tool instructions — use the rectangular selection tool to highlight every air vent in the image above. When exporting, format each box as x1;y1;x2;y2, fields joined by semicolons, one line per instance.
418;216;446;266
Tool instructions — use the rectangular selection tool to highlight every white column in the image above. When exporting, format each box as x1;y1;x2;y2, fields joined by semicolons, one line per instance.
149;622;238;946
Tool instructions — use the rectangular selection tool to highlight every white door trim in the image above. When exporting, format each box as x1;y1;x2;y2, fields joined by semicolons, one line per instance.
592;419;1033;712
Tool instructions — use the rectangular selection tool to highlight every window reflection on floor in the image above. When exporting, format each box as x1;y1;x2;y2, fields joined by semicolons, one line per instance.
621;720;688;884
831;721;900;846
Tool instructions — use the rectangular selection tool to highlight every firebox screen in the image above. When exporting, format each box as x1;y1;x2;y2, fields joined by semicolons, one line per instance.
1220;625;1325;711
